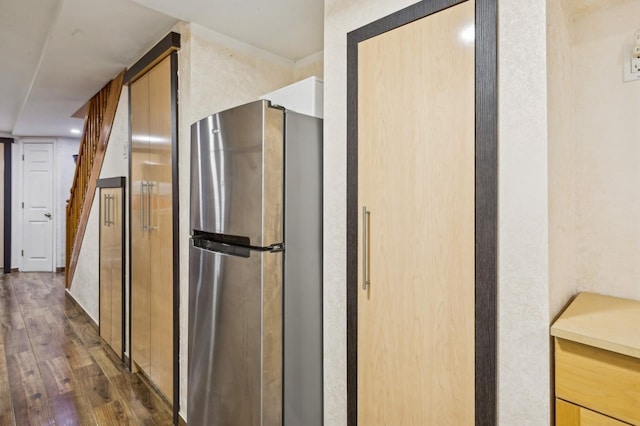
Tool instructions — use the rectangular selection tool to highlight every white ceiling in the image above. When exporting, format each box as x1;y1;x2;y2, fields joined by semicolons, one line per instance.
130;0;324;60
2;0;625;138
0;0;323;138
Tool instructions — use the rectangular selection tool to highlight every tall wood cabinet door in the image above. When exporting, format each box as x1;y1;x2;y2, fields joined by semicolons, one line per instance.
357;1;475;424
148;55;173;402
110;188;123;357
99;187;124;357
99;190;113;347
130;74;152;377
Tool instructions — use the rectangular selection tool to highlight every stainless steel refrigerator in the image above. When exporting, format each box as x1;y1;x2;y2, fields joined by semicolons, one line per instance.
188;100;322;425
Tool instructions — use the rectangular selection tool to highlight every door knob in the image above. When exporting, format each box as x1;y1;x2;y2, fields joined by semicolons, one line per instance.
44;212;52;218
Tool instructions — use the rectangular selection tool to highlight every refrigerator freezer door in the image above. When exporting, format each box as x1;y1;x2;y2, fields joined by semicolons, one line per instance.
190;100;284;247
188;242;282;426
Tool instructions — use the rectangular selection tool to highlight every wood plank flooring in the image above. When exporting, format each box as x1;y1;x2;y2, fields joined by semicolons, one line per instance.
0;272;173;425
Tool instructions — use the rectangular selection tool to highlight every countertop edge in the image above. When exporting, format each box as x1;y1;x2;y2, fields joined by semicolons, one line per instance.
551;328;640;360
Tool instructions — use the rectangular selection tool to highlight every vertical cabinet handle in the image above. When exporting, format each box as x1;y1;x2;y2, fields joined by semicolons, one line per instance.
362;206;371;290
140;182;147;231
104;194;113;227
106;195;111;226
147;182;154;231
110;194;116;227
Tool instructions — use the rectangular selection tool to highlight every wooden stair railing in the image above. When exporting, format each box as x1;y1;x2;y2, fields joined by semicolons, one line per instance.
65;70;125;288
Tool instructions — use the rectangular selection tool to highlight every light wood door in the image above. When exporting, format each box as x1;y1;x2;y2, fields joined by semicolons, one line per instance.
110;188;123;357
357;1;475;424
100;187;124;357
131;73;152;378
100;190;113;348
130;55;173;404
148;56;173;402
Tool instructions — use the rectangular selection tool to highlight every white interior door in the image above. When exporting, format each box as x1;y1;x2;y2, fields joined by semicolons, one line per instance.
22;142;54;271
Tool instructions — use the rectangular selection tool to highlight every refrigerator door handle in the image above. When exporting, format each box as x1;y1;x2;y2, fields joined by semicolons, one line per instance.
362;206;370;290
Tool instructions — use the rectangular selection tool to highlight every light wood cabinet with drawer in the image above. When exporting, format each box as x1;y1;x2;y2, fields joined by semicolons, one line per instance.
552;292;640;426
556;399;628;426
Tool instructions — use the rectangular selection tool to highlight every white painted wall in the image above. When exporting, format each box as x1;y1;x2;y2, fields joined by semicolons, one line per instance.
324;0;551;424
0;145;4;269
572;1;640;301
11;142;19;268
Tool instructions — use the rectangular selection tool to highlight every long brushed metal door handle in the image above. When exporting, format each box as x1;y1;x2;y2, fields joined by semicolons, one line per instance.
108;194;114;226
111;194;116;227
147;182;154;231
105;194;110;227
362;206;370;290
140;182;147;231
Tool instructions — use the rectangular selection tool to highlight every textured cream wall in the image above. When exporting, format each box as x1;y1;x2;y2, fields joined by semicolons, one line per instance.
573;1;640;301
69;192;100;322
188;24;295;123
176;22;299;420
548;1;577;318
324;0;552;424
295;50;324;81
498;0;550;423
69;87;129;326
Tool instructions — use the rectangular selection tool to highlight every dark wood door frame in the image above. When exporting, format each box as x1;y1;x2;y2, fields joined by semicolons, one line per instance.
1;137;13;274
346;0;497;424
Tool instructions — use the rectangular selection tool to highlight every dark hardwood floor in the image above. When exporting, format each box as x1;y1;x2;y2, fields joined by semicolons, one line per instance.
0;272;173;425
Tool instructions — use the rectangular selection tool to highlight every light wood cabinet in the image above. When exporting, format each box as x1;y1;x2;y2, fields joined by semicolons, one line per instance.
556;399;627;426
98;178;125;360
552;292;640;425
130;54;174;403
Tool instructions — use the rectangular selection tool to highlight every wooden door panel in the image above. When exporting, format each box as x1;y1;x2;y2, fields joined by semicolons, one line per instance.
99;191;112;347
148;56;173;402
110;188;123;357
357;1;475;424
130;74;152;377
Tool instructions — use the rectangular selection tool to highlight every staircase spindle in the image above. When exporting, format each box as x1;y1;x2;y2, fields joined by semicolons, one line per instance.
65;71;125;288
